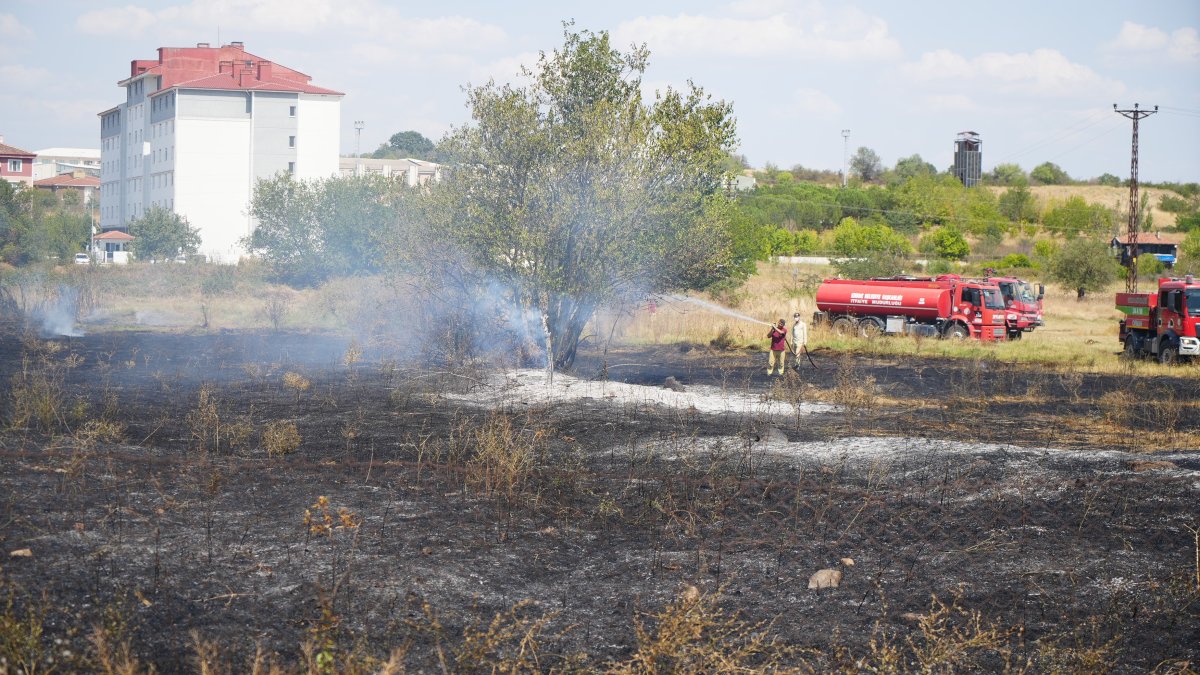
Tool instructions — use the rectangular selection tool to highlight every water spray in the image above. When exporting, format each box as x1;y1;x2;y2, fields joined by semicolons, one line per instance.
668;295;774;327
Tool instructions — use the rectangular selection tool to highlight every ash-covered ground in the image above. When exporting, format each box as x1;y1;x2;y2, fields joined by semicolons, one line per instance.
0;330;1197;672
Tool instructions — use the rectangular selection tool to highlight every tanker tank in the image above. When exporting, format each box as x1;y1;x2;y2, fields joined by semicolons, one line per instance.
815;279;952;321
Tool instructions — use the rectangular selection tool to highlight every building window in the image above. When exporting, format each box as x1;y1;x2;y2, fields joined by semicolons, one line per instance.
288;162;295;174
7;159;20;172
289;105;296;117
288;135;296;148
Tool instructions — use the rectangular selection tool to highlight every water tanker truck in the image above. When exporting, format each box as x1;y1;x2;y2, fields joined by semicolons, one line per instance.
1116;275;1200;364
813;275;1008;341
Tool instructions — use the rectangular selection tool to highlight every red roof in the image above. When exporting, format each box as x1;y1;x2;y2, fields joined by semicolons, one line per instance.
125;43;343;96
95;230;134;241
35;173;100;188
1112;232;1185;245
0;143;36;158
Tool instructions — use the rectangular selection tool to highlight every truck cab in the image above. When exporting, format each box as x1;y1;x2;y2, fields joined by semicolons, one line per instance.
951;282;1009;341
984;275;1044;340
1116;275;1200;364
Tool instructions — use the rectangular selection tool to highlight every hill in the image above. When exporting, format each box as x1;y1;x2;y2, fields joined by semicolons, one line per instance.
1012;185;1179;229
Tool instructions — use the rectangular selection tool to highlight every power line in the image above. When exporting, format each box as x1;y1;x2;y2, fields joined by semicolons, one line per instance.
1041;118;1127;165
1157;106;1200;119
991;109;1114;165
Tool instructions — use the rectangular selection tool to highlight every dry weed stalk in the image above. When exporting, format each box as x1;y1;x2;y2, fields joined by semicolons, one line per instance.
186;383;221;453
89;625;142;675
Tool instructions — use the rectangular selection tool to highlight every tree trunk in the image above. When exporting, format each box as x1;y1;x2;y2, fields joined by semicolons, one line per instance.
1076;287;1086;301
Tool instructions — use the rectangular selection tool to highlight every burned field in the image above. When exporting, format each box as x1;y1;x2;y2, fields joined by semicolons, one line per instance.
1;330;1198;672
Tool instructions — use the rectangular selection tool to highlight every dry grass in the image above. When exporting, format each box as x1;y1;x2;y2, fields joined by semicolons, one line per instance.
609;586;798;673
1022;184;1180;229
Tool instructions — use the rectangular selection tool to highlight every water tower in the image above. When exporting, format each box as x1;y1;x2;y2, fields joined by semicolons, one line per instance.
953;131;982;187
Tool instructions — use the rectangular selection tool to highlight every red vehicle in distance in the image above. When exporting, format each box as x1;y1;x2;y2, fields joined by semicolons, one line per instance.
981;272;1044;340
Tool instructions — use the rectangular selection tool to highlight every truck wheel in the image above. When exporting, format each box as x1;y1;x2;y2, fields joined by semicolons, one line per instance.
1008;330;1022;341
944;323;970;340
832;317;855;337
1158;344;1178;365
1122;336;1139;359
857;317;884;338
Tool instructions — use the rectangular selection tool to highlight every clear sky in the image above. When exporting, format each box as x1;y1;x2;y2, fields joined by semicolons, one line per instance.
2;0;1198;182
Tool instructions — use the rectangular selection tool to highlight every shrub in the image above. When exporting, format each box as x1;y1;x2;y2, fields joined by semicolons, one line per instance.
263;420;301;457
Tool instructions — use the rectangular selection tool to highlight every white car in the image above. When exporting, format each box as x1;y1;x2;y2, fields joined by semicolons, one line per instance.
73;253;91;265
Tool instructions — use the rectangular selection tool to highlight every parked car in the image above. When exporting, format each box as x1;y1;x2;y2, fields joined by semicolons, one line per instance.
74;253;91;265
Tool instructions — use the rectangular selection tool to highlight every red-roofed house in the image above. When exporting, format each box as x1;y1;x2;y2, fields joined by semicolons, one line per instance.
0;136;36;187
34;170;100;204
99;42;344;261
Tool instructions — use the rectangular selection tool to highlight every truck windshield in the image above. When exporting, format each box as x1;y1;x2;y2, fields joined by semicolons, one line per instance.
1187;289;1200;317
982;289;1005;310
1014;282;1038;302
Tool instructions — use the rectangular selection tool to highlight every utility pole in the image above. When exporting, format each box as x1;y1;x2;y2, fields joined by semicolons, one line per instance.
1114;103;1157;292
841;129;851;188
354;120;364;176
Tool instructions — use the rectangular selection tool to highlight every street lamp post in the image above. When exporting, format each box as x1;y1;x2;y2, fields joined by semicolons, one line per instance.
354;120;364;176
841;129;851;188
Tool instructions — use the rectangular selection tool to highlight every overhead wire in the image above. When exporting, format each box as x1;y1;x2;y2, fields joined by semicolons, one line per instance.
989;108;1115;165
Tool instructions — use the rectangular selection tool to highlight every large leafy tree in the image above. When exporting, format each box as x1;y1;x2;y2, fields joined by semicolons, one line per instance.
246;174;398;286
1042;196;1114;238
403;25;738;370
371;130;437;160
987;163;1027;186
0;185;92;264
850;147;883;183
890;154;937;184
1179;230;1200;275
829;217;911;256
128;205;201;262
1048;237;1120;300
998;184;1039;223
0;181;20;262
1030;161;1070;185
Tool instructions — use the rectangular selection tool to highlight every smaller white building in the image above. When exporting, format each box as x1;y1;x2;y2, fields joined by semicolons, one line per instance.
338;156;441;186
33;148;101;181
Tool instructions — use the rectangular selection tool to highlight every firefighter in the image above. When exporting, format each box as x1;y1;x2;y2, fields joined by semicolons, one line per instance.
766;319;789;375
791;312;808;355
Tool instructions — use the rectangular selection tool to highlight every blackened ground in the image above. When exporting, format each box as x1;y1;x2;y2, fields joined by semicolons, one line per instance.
0;331;1197;672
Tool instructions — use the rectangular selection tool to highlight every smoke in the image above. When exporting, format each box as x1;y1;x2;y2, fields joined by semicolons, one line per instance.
34;285;84;338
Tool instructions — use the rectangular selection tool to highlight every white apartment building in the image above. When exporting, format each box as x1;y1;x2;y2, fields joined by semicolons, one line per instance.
99;42;343;262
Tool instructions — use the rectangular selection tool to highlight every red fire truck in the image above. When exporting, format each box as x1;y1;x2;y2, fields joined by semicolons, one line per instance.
1116;275;1200;364
981;273;1045;340
813;275;1008;341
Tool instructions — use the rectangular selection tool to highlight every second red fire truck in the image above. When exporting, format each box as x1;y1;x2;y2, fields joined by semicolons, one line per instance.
813;274;1008;341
